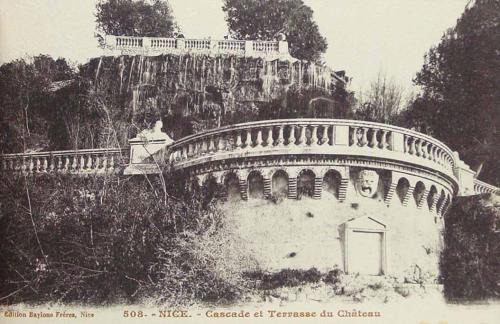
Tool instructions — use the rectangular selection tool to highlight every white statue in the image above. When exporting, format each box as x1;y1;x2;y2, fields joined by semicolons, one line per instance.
136;120;172;143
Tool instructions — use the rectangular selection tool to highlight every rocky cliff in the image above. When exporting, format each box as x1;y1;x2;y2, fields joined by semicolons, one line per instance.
81;54;348;145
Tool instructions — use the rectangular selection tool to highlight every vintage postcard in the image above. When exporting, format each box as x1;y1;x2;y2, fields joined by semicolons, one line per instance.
0;0;498;323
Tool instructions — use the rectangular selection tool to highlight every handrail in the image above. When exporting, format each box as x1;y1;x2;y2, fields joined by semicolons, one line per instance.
105;35;289;57
0;147;129;174
1;147;125;158
474;179;499;194
163;119;459;182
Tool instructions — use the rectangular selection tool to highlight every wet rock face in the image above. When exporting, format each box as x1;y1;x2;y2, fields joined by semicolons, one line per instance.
83;54;344;142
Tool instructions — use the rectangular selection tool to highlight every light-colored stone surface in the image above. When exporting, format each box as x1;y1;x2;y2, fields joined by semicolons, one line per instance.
221;192;441;281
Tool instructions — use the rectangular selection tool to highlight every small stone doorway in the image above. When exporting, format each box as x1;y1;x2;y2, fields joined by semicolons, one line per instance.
340;216;388;275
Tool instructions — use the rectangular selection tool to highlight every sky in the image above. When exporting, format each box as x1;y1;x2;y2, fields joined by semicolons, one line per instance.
0;0;469;91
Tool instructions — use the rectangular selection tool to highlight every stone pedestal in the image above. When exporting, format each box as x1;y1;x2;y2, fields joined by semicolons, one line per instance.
124;121;173;175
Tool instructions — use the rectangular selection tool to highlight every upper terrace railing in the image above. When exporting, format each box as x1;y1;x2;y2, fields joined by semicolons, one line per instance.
0;148;128;174
105;35;289;57
162;119;459;181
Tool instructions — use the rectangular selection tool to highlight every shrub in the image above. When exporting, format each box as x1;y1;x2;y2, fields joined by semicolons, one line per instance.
441;193;500;301
0;172;243;305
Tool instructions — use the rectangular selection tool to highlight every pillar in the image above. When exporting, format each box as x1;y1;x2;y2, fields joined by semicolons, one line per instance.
313;177;322;199
288;177;298;199
402;184;415;207
384;180;398;205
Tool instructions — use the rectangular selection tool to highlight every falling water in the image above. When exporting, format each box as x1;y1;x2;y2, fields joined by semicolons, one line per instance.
127;56;136;91
95;56;103;87
119;56;125;94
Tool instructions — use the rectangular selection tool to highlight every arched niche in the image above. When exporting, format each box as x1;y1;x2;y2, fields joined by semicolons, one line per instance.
297;169;315;199
224;172;240;201
248;170;265;199
272;170;289;198
396;177;410;204
436;189;447;214
413;181;426;207
323;169;341;199
427;185;438;210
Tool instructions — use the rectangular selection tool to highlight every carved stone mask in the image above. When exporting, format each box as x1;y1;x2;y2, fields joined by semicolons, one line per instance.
356;170;379;198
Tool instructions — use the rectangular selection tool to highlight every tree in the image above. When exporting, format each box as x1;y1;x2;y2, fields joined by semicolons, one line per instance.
222;0;327;62
95;0;178;39
0;55;76;153
402;0;500;185
352;72;405;123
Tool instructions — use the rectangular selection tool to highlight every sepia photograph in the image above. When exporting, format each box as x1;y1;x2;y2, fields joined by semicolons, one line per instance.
0;0;498;323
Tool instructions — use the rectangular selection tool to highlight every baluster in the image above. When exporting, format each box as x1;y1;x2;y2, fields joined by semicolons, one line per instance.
404;136;410;153
421;142;428;159
409;137;416;155
48;156;55;172
427;144;433;160
41;157;48;172
379;130;387;149
1;159;6;171
370;129;379;148
99;155;107;170
255;128;263;147
431;146;437;162
288;126;296;146
62;156;69;171
360;128;368;147
71;155;78;171
264;127;272;147
108;155;115;170
235;131;243;149
35;157;41;172
310;125;319;146
94;155;101;170
188;143;194;157
245;129;252;148
416;139;422;156
435;149;441;165
320;125;328;145
351;127;358;146
201;139;208;155
276;126;284;147
298;125;306;146
79;155;85;170
208;137;215;153
217;135;226;151
20;158;28;173
28;157;35;173
85;154;92;169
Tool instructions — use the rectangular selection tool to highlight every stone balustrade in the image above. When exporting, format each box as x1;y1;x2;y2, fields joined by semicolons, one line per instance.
0;148;128;175
1;119;498;199
105;35;289;58
163;119;458;182
474;179;500;194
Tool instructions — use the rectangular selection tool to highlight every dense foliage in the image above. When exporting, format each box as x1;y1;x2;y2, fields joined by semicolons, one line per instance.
95;0;178;42
400;0;500;185
441;193;500;301
0;173;247;305
222;0;327;62
0;56;81;153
